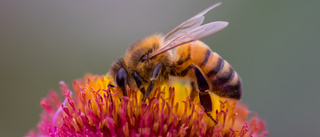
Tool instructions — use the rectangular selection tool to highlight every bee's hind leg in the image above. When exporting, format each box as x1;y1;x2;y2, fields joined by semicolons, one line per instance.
191;64;218;124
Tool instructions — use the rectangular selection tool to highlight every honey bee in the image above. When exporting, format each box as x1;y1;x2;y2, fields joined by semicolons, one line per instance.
108;2;241;123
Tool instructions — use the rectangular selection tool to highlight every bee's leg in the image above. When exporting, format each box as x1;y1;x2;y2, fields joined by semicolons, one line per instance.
133;71;146;95
190;81;199;102
107;84;115;103
191;64;218;124
115;68;128;96
171;66;199;102
143;63;162;102
107;84;115;87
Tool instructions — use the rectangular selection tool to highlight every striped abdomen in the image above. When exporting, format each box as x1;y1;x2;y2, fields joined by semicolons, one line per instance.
173;41;242;99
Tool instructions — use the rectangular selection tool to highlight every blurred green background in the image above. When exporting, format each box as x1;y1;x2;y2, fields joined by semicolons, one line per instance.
1;0;319;136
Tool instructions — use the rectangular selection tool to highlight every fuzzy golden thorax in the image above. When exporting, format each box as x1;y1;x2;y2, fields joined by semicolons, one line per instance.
109;35;173;88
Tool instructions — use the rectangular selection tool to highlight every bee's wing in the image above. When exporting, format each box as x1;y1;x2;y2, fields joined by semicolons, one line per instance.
164;2;222;41
148;21;228;59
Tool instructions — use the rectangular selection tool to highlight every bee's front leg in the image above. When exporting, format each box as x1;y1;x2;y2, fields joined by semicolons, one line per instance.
143;63;162;102
115;68;128;96
133;71;146;96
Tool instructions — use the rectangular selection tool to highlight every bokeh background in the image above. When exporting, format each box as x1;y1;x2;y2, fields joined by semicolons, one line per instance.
1;0;319;136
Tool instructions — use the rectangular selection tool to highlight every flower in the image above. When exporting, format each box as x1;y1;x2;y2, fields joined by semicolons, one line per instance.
28;74;268;137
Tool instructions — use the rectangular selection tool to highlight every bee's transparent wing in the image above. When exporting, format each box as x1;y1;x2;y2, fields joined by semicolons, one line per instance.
148;21;228;59
164;2;222;41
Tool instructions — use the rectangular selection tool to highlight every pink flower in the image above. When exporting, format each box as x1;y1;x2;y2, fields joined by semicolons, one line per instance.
28;74;268;137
